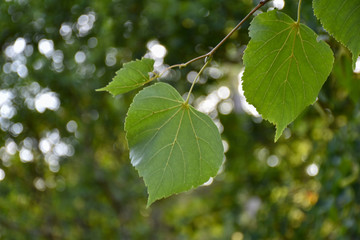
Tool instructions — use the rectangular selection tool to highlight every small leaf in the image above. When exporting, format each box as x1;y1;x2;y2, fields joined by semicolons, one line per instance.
97;58;155;95
242;11;334;141
125;82;224;206
313;0;360;69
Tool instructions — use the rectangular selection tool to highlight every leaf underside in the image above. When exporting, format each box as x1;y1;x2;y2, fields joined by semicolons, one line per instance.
97;58;155;95
313;0;360;69
125;82;224;206
242;10;334;141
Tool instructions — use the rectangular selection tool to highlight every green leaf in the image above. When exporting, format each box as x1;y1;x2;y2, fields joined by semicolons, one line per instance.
97;58;155;95
125;82;224;206
313;0;360;70
242;11;334;141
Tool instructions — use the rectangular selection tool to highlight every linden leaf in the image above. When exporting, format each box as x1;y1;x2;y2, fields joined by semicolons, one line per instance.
97;58;155;95
313;0;360;69
242;11;334;141
125;82;224;206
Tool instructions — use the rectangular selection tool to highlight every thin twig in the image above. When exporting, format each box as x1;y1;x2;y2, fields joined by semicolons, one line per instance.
159;0;271;77
185;57;212;104
207;0;271;57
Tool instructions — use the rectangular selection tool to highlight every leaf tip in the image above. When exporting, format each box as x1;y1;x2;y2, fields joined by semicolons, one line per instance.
95;87;107;92
352;54;359;71
146;193;160;208
146;199;154;208
95;86;116;96
274;125;286;142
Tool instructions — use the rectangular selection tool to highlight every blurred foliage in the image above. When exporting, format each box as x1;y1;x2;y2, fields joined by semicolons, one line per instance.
0;0;359;239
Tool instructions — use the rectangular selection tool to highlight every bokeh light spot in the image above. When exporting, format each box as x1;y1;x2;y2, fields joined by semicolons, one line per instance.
13;37;26;54
38;39;54;57
150;44;167;59
219;99;234;115
273;0;285;9
217;86;230;100
306;163;319;176
267;155;280;167
66;120;78;133
75;51;86;64
0;169;5;181
20;148;34;162
354;57;360;73
35;91;60;113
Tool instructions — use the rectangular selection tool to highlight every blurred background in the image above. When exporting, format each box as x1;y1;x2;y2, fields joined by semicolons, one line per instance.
1;0;360;239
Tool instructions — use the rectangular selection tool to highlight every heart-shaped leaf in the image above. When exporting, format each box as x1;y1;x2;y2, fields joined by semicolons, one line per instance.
242;11;334;141
125;82;224;206
97;58;155;95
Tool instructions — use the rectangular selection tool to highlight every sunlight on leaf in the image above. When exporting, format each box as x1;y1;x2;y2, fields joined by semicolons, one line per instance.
313;0;360;70
242;11;334;141
97;58;155;95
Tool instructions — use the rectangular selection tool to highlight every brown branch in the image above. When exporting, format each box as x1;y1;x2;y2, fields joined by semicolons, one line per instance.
160;0;272;76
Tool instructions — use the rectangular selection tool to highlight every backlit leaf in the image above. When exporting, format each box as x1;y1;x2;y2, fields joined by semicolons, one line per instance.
97;58;155;95
242;11;334;141
125;82;224;206
313;0;360;69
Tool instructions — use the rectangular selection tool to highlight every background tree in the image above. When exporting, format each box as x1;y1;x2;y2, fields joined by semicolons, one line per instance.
0;0;359;239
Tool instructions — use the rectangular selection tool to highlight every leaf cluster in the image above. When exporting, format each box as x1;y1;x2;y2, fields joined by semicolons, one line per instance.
99;0;360;205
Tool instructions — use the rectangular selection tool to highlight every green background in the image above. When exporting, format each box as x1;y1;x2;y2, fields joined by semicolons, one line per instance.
0;0;359;239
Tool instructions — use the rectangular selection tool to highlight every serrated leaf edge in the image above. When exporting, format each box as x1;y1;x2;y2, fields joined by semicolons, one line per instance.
124;82;224;207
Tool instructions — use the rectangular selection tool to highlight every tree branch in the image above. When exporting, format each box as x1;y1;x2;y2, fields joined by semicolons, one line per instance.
159;0;272;77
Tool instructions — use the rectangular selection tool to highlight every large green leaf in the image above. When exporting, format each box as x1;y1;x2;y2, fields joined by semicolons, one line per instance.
242;11;334;141
125;82;224;206
97;58;155;95
313;0;360;69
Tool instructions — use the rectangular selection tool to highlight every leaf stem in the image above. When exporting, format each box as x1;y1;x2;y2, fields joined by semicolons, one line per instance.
297;0;302;23
206;0;271;58
160;0;271;76
185;58;212;104
159;0;271;103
